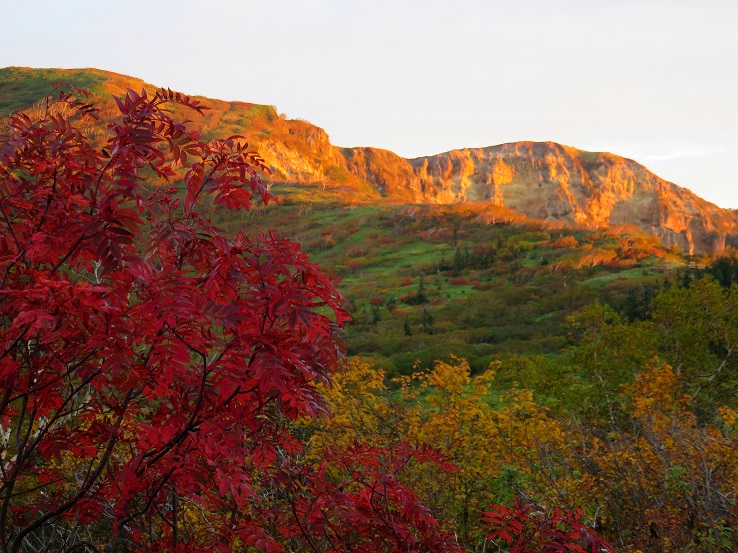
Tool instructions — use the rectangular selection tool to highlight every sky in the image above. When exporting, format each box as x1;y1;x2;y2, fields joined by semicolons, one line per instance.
4;0;738;207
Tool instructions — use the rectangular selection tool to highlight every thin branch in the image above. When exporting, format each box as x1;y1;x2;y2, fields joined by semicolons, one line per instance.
10;388;135;553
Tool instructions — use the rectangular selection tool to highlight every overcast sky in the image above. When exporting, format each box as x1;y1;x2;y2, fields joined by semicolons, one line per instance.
4;0;738;207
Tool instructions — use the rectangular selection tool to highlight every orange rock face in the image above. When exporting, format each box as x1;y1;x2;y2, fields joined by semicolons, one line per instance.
256;129;738;254
405;142;738;255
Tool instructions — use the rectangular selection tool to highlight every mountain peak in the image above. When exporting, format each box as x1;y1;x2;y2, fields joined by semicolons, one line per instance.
2;67;736;255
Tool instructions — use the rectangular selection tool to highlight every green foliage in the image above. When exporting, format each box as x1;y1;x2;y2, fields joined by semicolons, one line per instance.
649;277;738;412
212;194;686;377
577;150;601;166
697;254;738;287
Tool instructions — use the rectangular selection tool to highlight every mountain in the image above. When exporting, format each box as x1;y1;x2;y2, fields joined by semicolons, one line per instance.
2;67;736;254
407;143;738;255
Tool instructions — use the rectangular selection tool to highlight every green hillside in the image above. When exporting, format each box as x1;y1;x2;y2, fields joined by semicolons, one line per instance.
213;183;685;377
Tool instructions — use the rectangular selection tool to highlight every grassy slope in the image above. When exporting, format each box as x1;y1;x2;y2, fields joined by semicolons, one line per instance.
212;185;684;378
0;67;148;114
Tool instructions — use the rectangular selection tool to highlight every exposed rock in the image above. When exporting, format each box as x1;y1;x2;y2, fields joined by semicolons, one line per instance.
342;147;422;202
319;139;737;255
405;142;738;255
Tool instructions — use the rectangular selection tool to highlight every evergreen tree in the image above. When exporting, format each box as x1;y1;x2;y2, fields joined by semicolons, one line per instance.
422;307;434;333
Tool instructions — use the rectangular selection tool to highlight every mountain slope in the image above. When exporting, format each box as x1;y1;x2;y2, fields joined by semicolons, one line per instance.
2;67;736;254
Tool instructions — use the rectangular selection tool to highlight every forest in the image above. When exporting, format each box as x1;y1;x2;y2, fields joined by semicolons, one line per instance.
2;83;738;553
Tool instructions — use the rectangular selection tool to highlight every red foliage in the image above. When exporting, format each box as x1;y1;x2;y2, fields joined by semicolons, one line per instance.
448;277;469;286
482;498;615;553
286;443;463;553
0;89;454;553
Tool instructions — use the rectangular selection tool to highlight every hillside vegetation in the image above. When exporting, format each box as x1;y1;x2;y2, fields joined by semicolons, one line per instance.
1;67;700;374
215;187;685;377
4;69;738;552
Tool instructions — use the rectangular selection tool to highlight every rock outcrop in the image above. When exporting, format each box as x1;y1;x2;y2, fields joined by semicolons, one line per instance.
406;142;738;255
324;140;738;254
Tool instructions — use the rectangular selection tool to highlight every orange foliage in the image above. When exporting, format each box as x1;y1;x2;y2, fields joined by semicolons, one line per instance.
550;235;579;248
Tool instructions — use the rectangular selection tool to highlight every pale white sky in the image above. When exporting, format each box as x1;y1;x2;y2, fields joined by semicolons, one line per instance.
4;0;738;207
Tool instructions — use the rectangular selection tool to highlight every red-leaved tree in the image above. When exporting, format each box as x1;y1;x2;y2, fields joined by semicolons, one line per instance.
0;88;460;553
482;498;615;553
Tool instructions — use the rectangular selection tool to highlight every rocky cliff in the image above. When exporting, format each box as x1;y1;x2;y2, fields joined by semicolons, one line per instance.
3;67;736;254
407;142;738;255
326;140;738;254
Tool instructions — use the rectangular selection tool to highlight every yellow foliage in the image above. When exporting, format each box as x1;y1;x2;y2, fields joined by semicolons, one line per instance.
719;405;738;427
306;358;394;456
393;358;576;542
304;354;738;550
302;356;578;545
626;358;680;418
574;357;738;552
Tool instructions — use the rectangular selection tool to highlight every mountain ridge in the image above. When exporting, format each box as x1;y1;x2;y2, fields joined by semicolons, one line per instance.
2;66;736;254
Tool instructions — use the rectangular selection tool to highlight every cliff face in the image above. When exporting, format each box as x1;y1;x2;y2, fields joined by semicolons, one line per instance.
3;68;736;254
326;140;738;255
406;142;738;255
